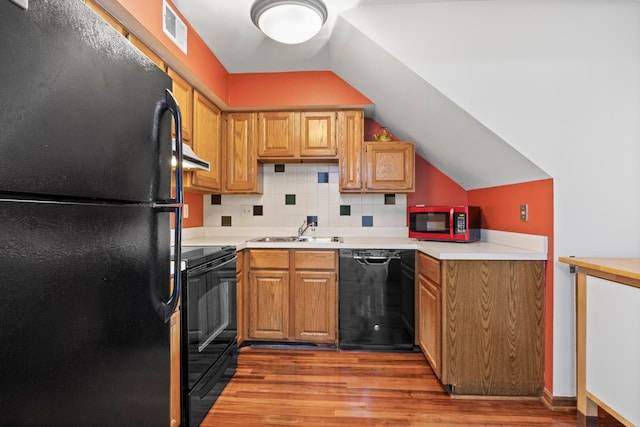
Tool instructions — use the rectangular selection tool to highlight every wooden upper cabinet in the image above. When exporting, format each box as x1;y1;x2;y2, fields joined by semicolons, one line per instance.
338;110;364;191
257;112;297;158
167;68;193;145
185;91;221;193
223;112;262;193
364;141;415;192
256;111;338;160
299;111;337;157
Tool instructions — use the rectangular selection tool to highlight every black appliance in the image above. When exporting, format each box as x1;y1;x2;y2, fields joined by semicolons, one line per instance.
339;249;416;351
181;246;238;427
0;1;185;425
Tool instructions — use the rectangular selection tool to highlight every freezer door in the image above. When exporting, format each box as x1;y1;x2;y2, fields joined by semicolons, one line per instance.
0;0;172;203
0;200;172;426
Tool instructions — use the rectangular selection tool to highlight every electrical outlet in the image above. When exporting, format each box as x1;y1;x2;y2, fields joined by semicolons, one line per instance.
241;205;252;217
520;204;528;222
183;204;189;219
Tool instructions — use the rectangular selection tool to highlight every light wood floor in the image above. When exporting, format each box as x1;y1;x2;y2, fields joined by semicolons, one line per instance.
202;347;622;427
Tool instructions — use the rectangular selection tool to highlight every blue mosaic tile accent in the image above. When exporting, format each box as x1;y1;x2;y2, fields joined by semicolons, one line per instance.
317;172;329;183
307;215;318;226
362;216;373;227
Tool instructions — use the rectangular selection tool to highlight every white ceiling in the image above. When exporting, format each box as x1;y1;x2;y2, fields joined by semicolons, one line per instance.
171;0;460;73
169;0;550;190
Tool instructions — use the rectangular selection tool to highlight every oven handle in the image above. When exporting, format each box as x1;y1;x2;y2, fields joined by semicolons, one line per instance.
189;254;237;275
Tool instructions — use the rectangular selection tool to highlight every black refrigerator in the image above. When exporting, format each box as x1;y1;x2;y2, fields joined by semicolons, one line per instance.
0;1;185;425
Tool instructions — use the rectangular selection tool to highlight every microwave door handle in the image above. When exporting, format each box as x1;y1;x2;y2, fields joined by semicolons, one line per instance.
449;208;455;239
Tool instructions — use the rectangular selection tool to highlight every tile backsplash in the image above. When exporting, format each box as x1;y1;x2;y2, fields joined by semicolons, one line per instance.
204;164;407;228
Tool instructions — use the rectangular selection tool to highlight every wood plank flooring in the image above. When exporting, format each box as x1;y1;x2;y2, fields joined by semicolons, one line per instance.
201;347;623;427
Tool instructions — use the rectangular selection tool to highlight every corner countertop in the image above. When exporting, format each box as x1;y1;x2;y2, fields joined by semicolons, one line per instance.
182;229;547;261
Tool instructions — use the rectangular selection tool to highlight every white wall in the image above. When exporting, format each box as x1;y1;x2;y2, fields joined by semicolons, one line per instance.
338;0;640;396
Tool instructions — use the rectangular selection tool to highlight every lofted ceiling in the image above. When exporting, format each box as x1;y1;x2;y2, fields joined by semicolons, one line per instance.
170;0;550;191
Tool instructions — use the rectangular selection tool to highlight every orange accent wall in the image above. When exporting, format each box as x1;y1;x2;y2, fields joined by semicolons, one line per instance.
227;71;372;108
468;179;554;392
408;155;468;207
112;1;371;109
183;191;204;228
114;0;229;104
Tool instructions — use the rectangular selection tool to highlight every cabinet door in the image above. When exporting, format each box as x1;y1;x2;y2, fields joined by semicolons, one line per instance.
169;309;180;427
442;260;545;396
223;112;260;193
187;91;221;193
418;274;441;379
257;111;296;158
364;141;415;192
299;111;337;157
236;250;245;346
338;110;364;191
248;269;289;340
167;69;193;145
294;271;337;343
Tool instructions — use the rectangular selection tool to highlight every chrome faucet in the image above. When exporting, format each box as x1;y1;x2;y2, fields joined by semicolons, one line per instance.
297;219;316;237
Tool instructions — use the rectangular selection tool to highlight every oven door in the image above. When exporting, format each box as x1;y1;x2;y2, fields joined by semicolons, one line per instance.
183;254;237;390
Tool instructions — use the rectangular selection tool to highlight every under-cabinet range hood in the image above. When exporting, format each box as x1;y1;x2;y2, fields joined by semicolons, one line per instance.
172;138;210;171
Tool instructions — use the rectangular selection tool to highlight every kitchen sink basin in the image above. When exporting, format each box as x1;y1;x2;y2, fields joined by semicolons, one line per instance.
252;236;343;243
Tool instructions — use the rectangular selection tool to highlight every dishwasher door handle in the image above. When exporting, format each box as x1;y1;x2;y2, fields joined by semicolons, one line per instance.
353;256;392;266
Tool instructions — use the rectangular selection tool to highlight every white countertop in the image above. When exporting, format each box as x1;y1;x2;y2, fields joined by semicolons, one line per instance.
181;229;547;261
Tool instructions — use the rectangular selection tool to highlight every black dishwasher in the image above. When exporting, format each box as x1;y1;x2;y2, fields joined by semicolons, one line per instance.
339;249;415;351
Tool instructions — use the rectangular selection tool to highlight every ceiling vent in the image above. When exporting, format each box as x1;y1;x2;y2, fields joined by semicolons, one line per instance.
163;0;187;54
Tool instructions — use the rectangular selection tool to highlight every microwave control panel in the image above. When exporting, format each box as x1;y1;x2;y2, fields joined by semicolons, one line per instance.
454;213;466;234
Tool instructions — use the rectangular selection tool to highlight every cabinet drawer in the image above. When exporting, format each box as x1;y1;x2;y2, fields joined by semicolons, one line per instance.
294;250;336;270
418;252;440;285
249;249;289;269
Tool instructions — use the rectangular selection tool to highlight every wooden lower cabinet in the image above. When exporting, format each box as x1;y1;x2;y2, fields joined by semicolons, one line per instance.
248;269;290;340
418;273;441;379
169;295;180;427
416;253;545;396
236;250;245;346
294;270;336;343
246;249;337;344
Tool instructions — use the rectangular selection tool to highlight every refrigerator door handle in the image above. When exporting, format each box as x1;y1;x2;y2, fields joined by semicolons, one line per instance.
157;89;184;205
154;89;183;322
156;204;182;323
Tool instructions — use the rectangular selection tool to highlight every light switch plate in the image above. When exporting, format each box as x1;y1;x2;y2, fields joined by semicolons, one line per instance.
520;204;528;222
10;0;28;10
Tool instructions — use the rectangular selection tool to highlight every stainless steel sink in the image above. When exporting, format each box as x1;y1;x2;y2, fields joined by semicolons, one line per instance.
252;236;343;243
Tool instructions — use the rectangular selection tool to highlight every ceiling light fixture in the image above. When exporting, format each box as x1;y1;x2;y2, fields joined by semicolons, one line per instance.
250;0;328;45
